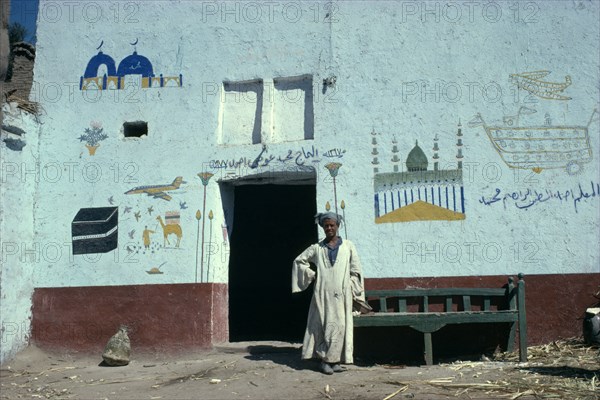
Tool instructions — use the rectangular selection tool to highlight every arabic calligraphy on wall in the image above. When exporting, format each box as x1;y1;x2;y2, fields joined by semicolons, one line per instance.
208;145;346;171
479;181;599;213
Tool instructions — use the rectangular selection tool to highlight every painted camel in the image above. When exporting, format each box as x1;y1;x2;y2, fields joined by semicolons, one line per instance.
156;216;182;248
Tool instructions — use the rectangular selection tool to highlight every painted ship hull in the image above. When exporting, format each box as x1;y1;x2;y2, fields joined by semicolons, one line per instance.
484;125;592;172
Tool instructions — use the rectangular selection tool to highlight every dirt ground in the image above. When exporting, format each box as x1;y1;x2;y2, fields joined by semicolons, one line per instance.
1;340;598;400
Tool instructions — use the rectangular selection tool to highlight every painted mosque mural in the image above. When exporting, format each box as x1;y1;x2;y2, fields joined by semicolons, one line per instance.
372;123;466;223
470;107;597;175
80;40;183;91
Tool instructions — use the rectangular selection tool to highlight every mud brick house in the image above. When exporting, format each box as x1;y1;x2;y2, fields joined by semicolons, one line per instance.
1;0;599;363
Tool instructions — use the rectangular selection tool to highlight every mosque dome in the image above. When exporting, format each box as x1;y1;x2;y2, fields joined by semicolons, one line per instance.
117;51;154;77
406;141;428;171
83;51;117;78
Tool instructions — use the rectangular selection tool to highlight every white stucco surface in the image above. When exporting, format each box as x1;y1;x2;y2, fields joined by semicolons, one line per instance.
25;0;600;287
1;103;39;364
1;1;599;361
0;0;600;366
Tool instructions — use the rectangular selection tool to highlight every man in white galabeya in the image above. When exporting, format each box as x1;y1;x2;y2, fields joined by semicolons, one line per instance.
292;212;366;375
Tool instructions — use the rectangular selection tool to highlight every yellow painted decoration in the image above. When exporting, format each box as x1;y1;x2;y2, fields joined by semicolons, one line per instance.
86;144;99;155
510;71;572;100
208;210;214;220
340;200;345;210
375;201;465;224
196;210;201;220
142;227;155;249
156;216;183;247
124;177;184;201
80;75;182;91
325;201;331;211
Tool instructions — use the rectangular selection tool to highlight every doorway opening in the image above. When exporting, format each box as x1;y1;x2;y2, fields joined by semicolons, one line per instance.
228;183;317;342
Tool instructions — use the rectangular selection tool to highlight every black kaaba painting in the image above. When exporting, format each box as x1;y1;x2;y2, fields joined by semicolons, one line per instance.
72;207;118;255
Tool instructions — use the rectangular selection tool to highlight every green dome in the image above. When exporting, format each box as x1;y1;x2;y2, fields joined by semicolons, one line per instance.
406;141;428;171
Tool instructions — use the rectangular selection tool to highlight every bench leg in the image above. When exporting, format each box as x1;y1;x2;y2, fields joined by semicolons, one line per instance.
424;332;433;365
519;320;528;362
517;277;528;362
507;321;516;353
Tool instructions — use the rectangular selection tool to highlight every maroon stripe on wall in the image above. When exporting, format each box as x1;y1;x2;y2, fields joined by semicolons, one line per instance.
365;273;599;345
31;283;228;353
210;283;229;343
30;273;598;353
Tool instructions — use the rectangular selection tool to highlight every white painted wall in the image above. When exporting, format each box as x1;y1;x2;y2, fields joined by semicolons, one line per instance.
331;1;600;277
1;103;39;364
1;2;598;359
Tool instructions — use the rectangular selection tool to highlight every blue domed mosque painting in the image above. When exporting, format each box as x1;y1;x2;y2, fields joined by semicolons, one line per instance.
80;40;183;91
372;122;466;223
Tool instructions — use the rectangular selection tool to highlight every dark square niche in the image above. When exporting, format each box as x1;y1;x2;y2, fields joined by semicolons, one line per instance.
123;121;148;138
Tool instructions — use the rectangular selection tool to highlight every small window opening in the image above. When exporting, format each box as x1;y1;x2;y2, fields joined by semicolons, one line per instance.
123;121;148;138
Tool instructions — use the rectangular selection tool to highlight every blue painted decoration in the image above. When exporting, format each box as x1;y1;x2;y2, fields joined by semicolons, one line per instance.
80;40;183;91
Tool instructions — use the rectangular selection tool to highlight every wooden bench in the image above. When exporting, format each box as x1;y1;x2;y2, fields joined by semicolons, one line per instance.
354;274;527;365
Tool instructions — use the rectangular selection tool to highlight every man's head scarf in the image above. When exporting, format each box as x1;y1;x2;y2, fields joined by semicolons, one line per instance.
315;212;343;227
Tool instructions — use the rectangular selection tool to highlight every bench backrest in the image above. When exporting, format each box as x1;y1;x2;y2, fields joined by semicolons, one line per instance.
365;276;521;313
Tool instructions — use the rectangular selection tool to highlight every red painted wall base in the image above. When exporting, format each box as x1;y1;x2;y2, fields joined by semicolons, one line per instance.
31;283;228;354
30;273;598;354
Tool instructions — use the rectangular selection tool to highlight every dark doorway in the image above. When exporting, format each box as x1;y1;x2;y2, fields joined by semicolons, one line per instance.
228;184;317;342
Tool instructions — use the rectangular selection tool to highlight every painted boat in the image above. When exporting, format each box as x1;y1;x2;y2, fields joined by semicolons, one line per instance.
470;108;597;174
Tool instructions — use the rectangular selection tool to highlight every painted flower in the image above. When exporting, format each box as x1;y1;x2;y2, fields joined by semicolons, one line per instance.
324;162;342;178
78;123;108;147
197;172;214;186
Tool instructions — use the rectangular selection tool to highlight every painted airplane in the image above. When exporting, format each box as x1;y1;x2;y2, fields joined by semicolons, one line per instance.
124;177;184;201
510;71;572;100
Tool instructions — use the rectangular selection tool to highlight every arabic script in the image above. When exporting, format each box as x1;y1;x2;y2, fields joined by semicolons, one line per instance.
479;181;599;213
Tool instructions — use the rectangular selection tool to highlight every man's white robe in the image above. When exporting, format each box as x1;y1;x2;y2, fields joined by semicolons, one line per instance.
292;239;365;364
